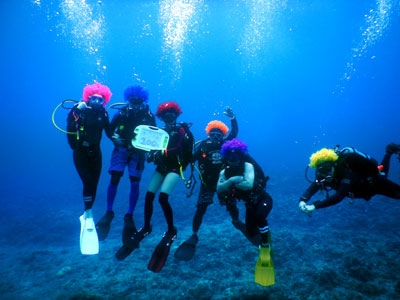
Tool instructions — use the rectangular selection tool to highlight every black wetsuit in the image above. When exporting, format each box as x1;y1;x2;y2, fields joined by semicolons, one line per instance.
218;158;272;245
111;105;156;149
191;118;238;233
67;104;112;210
109;105;156;182
154;123;187;176
301;152;400;209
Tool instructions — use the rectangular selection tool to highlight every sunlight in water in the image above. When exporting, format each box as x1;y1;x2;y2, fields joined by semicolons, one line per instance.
237;0;287;73
32;0;41;7
33;0;108;81
60;0;105;56
339;0;395;92
60;0;107;79
159;0;203;81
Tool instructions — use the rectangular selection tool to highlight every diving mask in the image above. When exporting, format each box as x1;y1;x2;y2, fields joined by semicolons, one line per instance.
316;161;334;183
88;95;105;107
162;111;177;124
129;97;144;112
209;130;223;142
225;150;243;166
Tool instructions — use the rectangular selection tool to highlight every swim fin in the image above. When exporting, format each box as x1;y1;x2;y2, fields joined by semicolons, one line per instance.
115;214;141;261
148;227;177;273
174;234;198;261
95;210;114;241
254;246;275;286
79;212;99;255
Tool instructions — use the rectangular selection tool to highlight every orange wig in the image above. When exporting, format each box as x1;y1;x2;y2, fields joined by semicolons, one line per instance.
205;120;229;136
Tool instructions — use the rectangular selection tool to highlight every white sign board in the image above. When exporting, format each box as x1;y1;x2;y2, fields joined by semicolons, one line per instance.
131;125;169;151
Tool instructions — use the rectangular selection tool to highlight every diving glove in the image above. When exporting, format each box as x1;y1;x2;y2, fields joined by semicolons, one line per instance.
299;201;307;212
305;204;316;215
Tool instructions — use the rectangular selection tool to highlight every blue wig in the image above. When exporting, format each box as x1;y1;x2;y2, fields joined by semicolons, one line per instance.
124;85;149;102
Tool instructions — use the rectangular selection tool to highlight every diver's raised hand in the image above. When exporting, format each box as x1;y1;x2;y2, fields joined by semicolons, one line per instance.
224;106;235;119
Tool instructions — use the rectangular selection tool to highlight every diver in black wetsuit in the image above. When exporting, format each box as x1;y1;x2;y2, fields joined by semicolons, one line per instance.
175;107;240;259
216;139;275;286
299;147;400;215
216;139;272;248
67;83;113;220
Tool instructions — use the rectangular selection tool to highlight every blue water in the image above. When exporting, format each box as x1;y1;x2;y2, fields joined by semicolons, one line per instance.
1;1;400;299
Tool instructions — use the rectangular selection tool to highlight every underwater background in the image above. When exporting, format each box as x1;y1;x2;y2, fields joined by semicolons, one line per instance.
1;0;400;299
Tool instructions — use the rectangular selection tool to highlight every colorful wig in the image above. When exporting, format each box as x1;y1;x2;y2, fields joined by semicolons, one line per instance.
221;138;248;158
124;85;149;103
156;101;182;117
309;148;339;168
82;83;112;105
205;120;229;136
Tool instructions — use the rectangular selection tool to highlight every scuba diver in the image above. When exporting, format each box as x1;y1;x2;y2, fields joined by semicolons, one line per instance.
299;147;400;215
119;101;194;272
216;139;274;286
380;142;400;178
174;107;240;261
66;83;113;255
95;85;156;255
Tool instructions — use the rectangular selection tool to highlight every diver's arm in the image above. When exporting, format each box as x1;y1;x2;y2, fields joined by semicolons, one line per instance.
300;182;320;203
104;111;113;140
313;180;350;209
226;118;238;140
235;162;254;190
191;142;203;163
217;170;233;194
110;112;120;133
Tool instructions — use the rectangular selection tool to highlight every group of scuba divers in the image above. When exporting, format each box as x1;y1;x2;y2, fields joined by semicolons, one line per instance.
64;82;400;286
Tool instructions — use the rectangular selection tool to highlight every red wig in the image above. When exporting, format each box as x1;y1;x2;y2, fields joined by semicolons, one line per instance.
156;101;182;117
82;83;112;105
205;120;229;136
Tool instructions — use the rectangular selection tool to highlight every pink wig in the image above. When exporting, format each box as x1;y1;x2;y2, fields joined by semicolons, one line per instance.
82;83;112;104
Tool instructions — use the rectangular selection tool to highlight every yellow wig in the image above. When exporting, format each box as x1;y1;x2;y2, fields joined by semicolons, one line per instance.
309;148;338;168
205;120;229;136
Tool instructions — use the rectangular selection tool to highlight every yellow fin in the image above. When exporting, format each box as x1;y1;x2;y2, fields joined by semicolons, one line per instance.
255;247;275;286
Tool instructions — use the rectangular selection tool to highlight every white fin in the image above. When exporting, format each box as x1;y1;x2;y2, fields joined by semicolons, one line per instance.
79;214;99;255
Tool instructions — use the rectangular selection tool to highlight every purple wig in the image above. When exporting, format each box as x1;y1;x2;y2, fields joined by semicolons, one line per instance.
124;85;149;102
221;138;248;158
